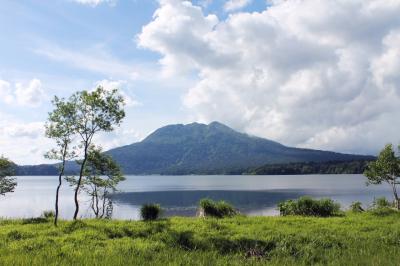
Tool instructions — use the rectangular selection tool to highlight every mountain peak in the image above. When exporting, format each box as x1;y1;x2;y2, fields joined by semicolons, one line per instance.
142;121;236;144
105;121;373;174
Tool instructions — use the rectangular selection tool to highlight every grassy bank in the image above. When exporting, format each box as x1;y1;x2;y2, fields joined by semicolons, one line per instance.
1;212;399;265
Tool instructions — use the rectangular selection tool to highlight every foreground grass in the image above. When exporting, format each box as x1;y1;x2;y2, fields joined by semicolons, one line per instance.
0;212;400;265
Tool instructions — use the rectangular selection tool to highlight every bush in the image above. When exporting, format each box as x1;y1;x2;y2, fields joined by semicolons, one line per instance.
278;196;341;217
372;197;392;209
199;199;237;218
368;197;397;216
42;210;55;219
140;204;162;221
349;201;364;213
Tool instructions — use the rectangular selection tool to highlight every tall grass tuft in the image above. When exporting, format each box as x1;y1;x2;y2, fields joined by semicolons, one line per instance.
278;196;341;217
199;198;237;218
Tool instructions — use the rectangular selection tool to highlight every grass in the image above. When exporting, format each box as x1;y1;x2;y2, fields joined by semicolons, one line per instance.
0;212;400;265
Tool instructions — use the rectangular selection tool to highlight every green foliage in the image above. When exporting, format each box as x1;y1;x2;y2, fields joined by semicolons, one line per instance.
349;201;364;213
251;160;372;175
0;157;16;196
199;198;238;218
41;210;55;219
52;86;126;220
278;196;341;217
45;95;78;226
0;214;400;265
372;197;392;209
140;204;162;221
364;144;400;209
78;145;125;218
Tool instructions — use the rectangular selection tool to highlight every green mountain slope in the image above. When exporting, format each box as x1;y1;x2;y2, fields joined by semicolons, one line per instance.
106;122;373;174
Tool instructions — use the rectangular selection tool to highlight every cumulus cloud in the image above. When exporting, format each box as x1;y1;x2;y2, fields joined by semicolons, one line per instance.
0;80;14;104
138;0;400;155
15;79;46;107
224;0;251;12
0;78;46;107
0;116;49;164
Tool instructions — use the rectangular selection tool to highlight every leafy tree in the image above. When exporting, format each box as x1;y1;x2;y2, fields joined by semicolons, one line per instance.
0;157;16;196
364;144;400;210
67;146;125;218
70;87;125;219
45;96;77;226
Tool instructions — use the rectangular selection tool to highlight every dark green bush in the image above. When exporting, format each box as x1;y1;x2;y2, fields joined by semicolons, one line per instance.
21;217;49;224
278;196;341;217
199;199;237;218
140;204;162;221
349;201;364;213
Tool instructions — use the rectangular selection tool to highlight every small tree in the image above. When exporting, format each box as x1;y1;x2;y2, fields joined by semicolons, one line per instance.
67;146;125;219
45;96;76;226
70;87;125;220
364;144;400;210
0;157;16;196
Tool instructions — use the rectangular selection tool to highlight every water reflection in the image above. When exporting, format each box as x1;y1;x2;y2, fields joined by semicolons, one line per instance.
0;175;394;219
111;188;392;217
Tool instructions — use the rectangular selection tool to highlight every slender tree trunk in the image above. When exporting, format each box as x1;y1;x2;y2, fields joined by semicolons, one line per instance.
390;181;400;210
94;185;99;218
100;189;107;218
73;144;89;220
55;145;67;227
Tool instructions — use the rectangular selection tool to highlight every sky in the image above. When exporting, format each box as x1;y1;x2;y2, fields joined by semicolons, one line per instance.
1;0;400;165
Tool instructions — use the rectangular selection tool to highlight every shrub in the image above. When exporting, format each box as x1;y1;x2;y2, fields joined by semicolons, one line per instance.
140;204;162;221
372;197;392;209
349;201;364;213
278;196;341;217
199;199;237;218
42;210;55;219
368;197;396;216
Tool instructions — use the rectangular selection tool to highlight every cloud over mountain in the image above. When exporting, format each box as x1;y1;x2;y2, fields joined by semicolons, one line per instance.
138;0;400;155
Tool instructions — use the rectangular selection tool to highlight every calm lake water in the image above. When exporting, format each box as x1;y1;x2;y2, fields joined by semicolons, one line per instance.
0;175;393;220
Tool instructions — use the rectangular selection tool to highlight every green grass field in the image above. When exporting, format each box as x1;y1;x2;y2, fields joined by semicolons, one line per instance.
1;212;399;265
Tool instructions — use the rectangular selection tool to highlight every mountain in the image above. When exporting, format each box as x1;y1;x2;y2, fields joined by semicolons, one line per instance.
105;121;373;174
16;121;374;175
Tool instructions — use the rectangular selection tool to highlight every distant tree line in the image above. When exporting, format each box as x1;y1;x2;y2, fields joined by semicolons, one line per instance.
249;160;373;175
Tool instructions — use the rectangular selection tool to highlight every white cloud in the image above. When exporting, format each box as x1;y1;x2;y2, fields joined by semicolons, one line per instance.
95;79;141;107
138;0;400;155
0;117;49;165
15;79;46;107
72;0;116;7
0;80;14;104
0;78;46;107
224;0;251;12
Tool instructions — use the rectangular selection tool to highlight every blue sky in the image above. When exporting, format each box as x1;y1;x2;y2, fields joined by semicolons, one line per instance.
0;0;268;164
1;0;400;164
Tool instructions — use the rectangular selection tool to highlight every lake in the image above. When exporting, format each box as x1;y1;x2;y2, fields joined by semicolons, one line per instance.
0;174;393;220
